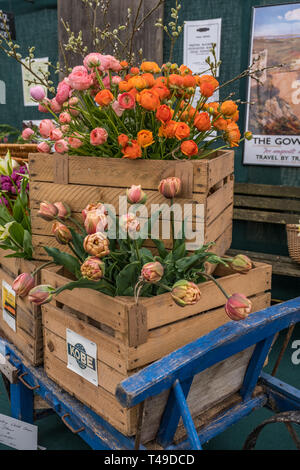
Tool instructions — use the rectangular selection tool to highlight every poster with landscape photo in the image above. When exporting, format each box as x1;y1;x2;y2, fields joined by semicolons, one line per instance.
244;3;300;166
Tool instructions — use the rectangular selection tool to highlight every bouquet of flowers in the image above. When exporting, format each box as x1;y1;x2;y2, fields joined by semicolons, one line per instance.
11;177;254;321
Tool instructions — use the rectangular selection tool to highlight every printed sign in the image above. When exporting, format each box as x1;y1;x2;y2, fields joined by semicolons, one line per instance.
0;413;38;450
0;11;16;40
2;280;16;332
244;3;300;166
21;57;48;106
66;328;98;386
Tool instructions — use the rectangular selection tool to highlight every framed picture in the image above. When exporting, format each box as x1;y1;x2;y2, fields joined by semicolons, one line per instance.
244;2;300;167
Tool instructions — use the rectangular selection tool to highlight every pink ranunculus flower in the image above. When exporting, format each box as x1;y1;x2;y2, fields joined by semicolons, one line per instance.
66;66;93;90
68;134;83;149
112;76;122;85
37;142;51;153
118;92;135;109
102;75;111;89
54;139;69;154
30;85;46;102
60;124;70;133
83;52;102;70
56;80;71;104
39;119;56;138
90;127;108;146
50;98;62;113
50;128;63;141
59;112;72;124
38;98;51;113
111;100;125;117
68;96;79;106
98;54;122;72
69;107;80;117
22;128;34;140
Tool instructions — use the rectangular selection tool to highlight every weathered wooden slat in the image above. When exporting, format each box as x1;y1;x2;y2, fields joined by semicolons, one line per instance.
235;183;300;199
227;249;300;278
234;194;300;212
233;208;300;224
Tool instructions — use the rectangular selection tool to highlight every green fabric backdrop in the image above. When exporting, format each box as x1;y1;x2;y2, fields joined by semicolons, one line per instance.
0;0;57;130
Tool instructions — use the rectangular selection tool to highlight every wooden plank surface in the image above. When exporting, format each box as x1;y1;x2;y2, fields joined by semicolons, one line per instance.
235;194;300;212
233;208;300;224
206;178;234;225
235;182;300;198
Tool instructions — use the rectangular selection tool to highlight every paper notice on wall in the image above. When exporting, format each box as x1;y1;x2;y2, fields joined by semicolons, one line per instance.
21;57;48;106
66;328;98;386
2;280;16;332
183;19;222;76
0;413;38;450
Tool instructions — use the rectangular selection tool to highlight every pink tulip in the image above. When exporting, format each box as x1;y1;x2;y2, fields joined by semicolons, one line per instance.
30;85;46;102
141;262;164;283
28;285;55;306
225;294;252;321
52;221;72;245
158;177;182;199
22;128;34;140
126;185;147;204
39;119;56;138
12;273;35;297
118;92;135;109
56;80;71;104
84;211;108;234
54;201;71;219
171;280;201;307
90;127;108;146
37;142;51;153
50;128;63;141
81;257;105;281
38;201;58;220
54;139;69;154
82;203;107;222
119;213;140;234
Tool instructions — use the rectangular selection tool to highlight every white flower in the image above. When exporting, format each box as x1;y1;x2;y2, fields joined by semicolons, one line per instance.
0;151;19;176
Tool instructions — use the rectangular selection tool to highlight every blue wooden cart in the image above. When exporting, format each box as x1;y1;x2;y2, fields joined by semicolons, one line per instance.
0;297;299;450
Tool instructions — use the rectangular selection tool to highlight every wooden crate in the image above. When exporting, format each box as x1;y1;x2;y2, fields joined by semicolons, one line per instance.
0;144;37;164
28;150;234;260
41;261;272;438
0;252;43;366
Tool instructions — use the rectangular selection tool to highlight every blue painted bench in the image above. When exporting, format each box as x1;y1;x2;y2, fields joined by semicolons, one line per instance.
0;297;299;450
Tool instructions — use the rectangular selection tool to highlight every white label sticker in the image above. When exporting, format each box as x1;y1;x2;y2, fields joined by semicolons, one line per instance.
66;328;98;386
0;413;38;450
2;280;16;332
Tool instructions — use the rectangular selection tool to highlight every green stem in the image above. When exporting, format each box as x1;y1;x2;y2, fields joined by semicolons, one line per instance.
198;272;230;299
156;282;172;292
68;242;84;262
171;197;175;249
69;216;86;235
31;261;54;277
133;239;141;262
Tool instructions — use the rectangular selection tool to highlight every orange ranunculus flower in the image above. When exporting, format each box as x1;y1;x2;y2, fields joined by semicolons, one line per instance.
168;74;184;88
213;117;228;131
129;87;139;100
156;104;173;123
128;76;147;91
232;110;239;122
138;89;160;111
152;84;170;100
220;100;238;116
118;134;129;148
204;101;220;116
194;112;211;132
174;122;190;140
181;140;198;157
95;89;114;106
120;60;128;68
155;76;168;87
137;130;154;148
142;73;155;88
197;74;219;89
183;75;197;88
140;61;161;74
122;140;142;159
119;80;132;92
179;65;193;75
225;121;241;147
200;81;215;98
130;67;140;75
159;120;177;138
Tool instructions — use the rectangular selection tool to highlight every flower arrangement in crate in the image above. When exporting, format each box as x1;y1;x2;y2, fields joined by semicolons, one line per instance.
12;176;253;322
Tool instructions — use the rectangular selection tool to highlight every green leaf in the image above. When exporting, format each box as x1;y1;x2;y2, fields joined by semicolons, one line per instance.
43;247;81;277
12;197;24;223
23;230;32;258
152;239;169;259
8;222;24;246
69;228;86;259
55;277;115;297
115;261;140;296
172;241;186;260
0;205;13;224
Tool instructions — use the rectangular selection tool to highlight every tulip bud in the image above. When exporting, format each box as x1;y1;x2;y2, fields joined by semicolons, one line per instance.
12;273;35;298
28;285;55;306
158;177;181;199
54;201;71;219
52;221;72;245
38;201;58;221
83;232;110;257
84;211;108;234
81;257;105;280
82;202;107;222
126;185;147;204
244;131;253;140
171;280;201;307
225;293;252;321
141;262;164;283
230;254;253;273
